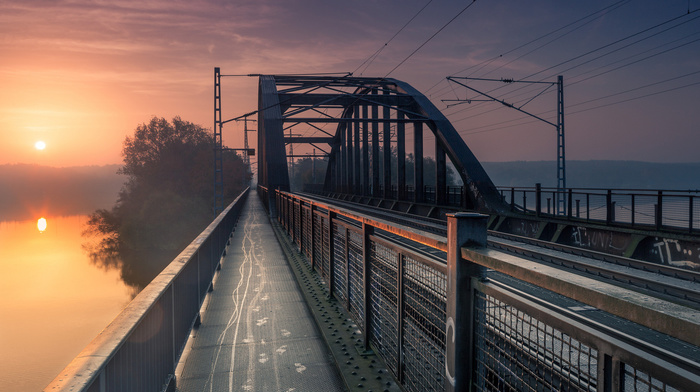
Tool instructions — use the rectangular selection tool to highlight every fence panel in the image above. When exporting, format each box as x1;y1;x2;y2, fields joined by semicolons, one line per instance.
368;239;400;377
274;190;700;392
402;254;447;392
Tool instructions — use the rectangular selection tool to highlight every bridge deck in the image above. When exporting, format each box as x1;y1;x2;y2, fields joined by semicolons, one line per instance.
175;195;345;391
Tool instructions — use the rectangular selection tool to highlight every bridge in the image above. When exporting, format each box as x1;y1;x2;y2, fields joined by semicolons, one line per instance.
46;75;700;392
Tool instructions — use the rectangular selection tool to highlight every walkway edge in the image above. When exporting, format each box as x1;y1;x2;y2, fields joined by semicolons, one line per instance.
269;217;402;392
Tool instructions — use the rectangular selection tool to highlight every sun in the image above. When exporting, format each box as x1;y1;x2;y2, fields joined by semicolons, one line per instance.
35;140;46;150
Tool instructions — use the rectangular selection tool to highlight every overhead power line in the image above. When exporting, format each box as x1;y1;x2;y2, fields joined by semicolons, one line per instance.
382;1;478;79
425;0;631;96
353;0;434;76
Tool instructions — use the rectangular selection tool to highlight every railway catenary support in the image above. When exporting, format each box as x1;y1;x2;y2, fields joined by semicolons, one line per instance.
255;75;507;217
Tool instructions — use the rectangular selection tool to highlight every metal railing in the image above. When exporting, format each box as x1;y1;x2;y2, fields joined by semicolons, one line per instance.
499;185;700;233
271;189;700;392
45;188;249;392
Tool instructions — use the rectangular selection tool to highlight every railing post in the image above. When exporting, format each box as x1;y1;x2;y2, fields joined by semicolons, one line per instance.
310;204;315;271
535;183;541;216
576;199;580;218
362;222;373;351
656;190;663;230
606;190;613;224
328;210;335;297
445;212;488;392
396;252;404;383
568;189;573;218
690;196;694;233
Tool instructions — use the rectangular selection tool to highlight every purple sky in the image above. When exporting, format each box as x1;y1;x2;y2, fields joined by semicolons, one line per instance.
1;0;698;166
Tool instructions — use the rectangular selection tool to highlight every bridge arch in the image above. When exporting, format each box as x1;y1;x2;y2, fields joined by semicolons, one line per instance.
257;75;505;213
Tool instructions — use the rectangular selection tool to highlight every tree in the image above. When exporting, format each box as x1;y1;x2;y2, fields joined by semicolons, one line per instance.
84;116;250;292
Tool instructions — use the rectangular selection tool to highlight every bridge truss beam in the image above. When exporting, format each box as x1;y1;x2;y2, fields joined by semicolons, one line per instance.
257;75;505;213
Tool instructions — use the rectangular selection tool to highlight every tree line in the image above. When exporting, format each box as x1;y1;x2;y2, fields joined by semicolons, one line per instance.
84;116;250;292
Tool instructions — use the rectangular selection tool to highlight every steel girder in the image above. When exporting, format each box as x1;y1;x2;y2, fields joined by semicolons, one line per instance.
257;75;505;213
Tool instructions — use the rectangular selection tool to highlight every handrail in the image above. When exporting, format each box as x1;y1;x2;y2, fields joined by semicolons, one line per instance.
497;185;700;233
45;188;249;392
275;189;700;391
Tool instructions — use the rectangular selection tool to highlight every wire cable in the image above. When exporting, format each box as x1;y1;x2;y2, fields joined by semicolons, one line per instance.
353;0;434;76
382;1;478;79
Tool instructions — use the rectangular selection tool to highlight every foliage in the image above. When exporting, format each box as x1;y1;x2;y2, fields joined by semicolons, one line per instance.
84;116;250;291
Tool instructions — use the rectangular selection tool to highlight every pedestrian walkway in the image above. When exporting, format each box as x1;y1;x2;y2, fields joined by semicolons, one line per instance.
176;195;345;391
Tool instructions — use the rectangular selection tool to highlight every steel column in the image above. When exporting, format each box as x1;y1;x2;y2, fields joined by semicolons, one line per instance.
436;139;447;205
414;121;424;203
445;212;488;392
214;68;224;215
383;89;392;199
362;104;370;196
372;90;380;197
397;111;406;201
354;106;361;193
347;117;354;194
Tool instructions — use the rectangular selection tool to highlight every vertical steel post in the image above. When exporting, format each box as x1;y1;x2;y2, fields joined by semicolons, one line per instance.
354;106;361;193
342;124;347;193
362;222;373;351
436;141;447;205
372;90;380;197
656;190;663;230
689;196;694;233
344;227;350;311
396;252;404;383
557;75;566;215
310;204;315;271
397;111;406;200
446;212;488;392
347;115;354;194
414;121;424;203
362;104;370;196
214;68;224;216
328;210;336;297
535;183;542;216
383;89;392;199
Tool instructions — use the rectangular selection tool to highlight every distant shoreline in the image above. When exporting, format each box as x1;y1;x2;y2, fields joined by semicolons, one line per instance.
1;161;698;221
0;164;124;221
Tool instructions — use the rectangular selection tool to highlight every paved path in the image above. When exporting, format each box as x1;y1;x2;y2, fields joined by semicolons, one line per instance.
176;195;345;392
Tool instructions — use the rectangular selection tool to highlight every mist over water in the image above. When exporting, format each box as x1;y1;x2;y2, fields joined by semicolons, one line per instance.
0;164;123;221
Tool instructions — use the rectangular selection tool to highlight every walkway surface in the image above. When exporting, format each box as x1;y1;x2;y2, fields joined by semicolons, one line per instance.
176;195;345;391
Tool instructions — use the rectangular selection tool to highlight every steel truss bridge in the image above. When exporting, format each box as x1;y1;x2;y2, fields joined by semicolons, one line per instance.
46;75;700;392
256;74;505;214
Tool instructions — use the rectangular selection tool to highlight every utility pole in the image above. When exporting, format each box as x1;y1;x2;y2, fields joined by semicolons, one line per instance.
289;128;294;180
556;75;565;214
214;67;224;216
235;116;257;182
445;75;567;214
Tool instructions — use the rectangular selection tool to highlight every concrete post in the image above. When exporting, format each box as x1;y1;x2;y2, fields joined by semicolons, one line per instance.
445;212;488;392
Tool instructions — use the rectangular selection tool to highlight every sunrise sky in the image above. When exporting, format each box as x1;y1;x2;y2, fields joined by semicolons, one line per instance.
1;0;699;167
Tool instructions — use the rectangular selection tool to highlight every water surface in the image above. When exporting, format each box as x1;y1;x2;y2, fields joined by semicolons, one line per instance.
0;215;132;391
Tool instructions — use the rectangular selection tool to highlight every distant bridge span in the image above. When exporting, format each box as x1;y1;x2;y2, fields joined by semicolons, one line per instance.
256;75;506;214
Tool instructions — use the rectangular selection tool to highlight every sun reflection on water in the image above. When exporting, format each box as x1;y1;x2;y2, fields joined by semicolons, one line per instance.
0;215;132;390
37;217;47;232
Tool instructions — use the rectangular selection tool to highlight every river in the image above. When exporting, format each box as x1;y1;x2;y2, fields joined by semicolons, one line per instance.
0;215;132;391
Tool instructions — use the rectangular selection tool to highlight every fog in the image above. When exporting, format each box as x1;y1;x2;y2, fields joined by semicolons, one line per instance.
0;164;123;221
